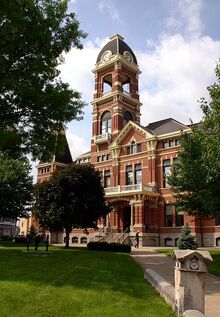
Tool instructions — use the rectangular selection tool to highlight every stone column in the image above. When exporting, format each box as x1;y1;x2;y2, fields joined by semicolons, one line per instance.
172;250;213;316
104;213;110;233
130;202;134;232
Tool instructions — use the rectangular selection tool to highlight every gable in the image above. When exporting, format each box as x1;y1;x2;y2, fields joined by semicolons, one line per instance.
110;121;154;148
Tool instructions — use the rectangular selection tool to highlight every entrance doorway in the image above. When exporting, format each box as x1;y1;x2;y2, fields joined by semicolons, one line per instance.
123;206;131;232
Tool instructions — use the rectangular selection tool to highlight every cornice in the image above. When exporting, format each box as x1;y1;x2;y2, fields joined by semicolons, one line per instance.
92;54;141;74
91;91;142;107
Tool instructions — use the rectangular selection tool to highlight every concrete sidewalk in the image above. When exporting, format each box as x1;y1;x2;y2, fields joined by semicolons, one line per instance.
131;247;220;317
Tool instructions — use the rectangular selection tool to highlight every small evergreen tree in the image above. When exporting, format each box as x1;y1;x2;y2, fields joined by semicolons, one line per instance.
177;223;198;250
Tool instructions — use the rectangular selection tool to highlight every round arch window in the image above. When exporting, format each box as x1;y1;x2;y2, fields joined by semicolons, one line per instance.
101;111;111;134
123;111;133;125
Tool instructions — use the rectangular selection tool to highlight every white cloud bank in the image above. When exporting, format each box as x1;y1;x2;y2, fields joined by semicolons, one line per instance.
138;34;220;125
59;0;220;157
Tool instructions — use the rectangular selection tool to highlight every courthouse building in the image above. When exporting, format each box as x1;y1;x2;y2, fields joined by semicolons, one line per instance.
36;35;220;247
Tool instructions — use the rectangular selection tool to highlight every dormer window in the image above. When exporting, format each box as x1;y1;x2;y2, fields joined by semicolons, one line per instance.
101;111;111;134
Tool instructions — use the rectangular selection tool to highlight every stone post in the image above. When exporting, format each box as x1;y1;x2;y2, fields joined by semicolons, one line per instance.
172;250;213;316
130;203;134;232
104;213;110;233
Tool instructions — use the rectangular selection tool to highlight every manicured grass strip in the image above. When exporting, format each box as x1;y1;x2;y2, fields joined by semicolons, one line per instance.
0;246;175;317
154;248;220;277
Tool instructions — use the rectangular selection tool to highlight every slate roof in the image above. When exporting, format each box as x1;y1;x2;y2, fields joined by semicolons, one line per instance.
96;34;137;64
39;131;73;165
145;118;188;136
54;132;73;164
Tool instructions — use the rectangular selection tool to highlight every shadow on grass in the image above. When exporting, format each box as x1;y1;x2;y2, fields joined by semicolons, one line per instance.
0;246;151;300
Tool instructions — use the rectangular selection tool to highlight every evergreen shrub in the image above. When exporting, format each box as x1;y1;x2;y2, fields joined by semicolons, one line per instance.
177;223;198;250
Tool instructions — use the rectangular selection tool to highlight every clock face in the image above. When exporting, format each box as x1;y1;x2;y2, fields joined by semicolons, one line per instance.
190;258;199;270
124;51;132;63
102;50;112;62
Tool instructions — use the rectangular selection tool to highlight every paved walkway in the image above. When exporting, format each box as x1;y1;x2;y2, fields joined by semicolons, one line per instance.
131;247;220;317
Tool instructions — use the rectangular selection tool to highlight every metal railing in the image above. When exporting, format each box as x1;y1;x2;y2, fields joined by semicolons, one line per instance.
117;227;130;244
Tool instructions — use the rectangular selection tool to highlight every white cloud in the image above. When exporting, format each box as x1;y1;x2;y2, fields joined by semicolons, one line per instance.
165;0;204;38
98;0;122;23
66;131;90;160
137;34;220;125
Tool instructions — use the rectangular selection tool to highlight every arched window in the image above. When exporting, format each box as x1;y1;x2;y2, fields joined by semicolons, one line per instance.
122;74;131;95
216;237;220;246
102;74;112;95
123;111;133;125
80;237;87;244
72;237;78;244
165;238;173;246
101;111;111;134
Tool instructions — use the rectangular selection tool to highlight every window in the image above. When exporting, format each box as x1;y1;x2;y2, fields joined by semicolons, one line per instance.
127;142;141;155
175;139;180;146
163;159;171;188
123;111;133;125
216;214;220;226
165;204;173;227
175;210;184;227
163;138;180;148
134;164;142;184
97;154;110;162
131;141;136;154
40;167;50;174
169;139;175;147
101;111;111;134
104;170;110;188
126;165;133;185
165;238;173;246
163;140;169;148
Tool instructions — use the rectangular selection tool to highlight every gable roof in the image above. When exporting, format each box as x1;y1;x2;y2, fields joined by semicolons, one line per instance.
110;120;155;147
145;118;189;136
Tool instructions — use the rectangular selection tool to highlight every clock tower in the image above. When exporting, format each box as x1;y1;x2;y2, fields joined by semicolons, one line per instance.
91;34;142;161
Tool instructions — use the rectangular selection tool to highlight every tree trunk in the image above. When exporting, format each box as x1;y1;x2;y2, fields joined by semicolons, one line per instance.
65;229;70;248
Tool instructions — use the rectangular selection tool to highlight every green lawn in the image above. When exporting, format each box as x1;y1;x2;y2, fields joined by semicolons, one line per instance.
0;245;175;317
155;248;220;277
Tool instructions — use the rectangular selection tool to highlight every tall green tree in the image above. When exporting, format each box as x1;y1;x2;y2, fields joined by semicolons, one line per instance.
0;0;87;160
0;153;33;218
34;164;112;248
169;62;220;218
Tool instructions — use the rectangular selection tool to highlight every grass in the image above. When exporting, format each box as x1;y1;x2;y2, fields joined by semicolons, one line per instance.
0;244;176;317
154;248;220;277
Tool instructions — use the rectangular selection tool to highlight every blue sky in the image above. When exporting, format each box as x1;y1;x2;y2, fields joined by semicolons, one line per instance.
57;0;220;159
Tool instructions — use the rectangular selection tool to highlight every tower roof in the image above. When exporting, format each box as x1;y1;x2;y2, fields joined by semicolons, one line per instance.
39;130;73;165
96;34;137;64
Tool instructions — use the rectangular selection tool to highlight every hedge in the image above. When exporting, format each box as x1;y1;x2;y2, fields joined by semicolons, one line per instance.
87;241;131;253
0;235;13;241
15;236;27;243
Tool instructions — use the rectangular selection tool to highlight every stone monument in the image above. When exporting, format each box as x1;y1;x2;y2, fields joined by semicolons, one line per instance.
172;250;213;316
